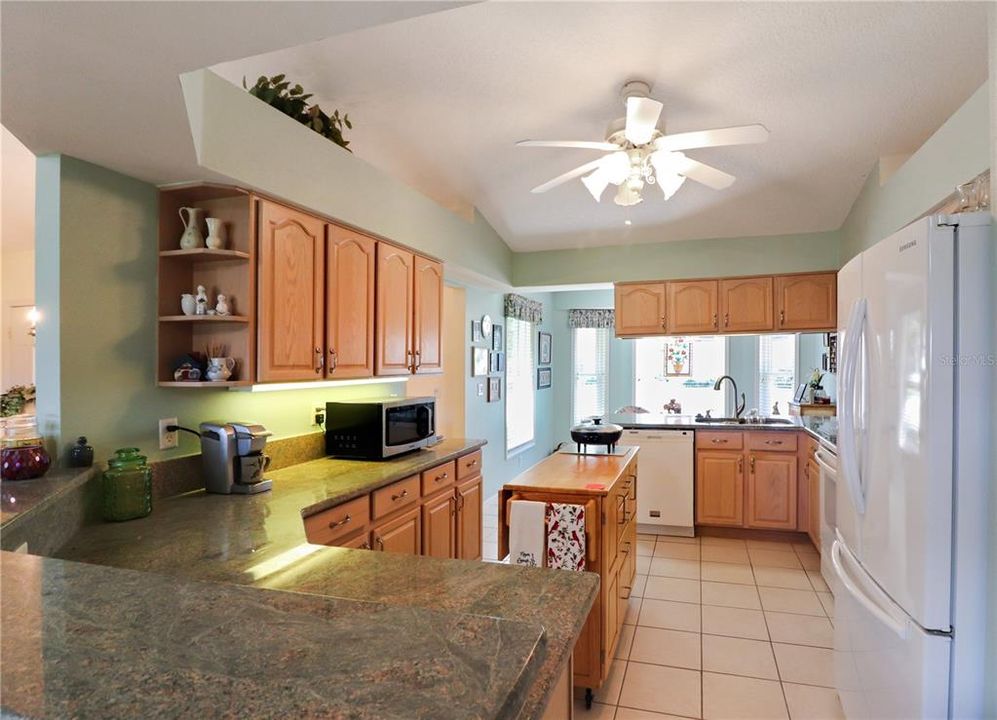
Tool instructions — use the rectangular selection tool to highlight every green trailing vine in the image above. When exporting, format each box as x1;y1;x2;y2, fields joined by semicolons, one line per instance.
243;74;352;151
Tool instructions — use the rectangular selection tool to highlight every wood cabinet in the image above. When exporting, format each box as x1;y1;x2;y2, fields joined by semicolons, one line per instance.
257;199;326;381
614;270;836;338
614;282;666;336
304;450;483;563
455;476;483;560
376;243;443;376
746;453;798;530
372;506;421;554
413;255;444;374
775;273;837;331
696;452;744;526
497;449;638;697
720;276;774;332
422;491;456;559
807;458;821;549
667;280;719;334
326;225;376;378
696;430;799;531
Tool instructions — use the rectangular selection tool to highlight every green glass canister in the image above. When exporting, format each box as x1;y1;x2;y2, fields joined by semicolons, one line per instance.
102;448;152;522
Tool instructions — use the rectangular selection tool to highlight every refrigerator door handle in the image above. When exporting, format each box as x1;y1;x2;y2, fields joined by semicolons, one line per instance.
832;536;908;639
838;298;867;515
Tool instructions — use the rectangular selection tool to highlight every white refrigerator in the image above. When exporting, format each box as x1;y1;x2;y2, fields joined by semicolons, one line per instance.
833;212;992;719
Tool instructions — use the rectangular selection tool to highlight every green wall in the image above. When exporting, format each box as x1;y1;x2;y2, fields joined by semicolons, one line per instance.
461;286;559;498
35;155;405;464
512;230;841;287
840;83;991;262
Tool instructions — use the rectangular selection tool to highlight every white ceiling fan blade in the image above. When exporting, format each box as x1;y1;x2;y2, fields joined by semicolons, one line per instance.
625;96;663;146
517;140;620;151
675;157;736;190
530;158;605;194
654;124;769;152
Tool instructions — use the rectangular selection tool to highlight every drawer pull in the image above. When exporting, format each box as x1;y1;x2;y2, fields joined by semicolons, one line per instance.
360;540;371;550
711;438;728;444
375;536;384;550
764;439;783;446
391;489;409;502
466;459;478;467
436;472;449;482
329;513;352;529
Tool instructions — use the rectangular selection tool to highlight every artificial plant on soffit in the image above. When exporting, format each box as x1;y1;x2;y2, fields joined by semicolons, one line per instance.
244;74;352;151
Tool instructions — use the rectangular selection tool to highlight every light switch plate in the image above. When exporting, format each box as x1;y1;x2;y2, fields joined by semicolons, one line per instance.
477;382;484;397
159;417;178;450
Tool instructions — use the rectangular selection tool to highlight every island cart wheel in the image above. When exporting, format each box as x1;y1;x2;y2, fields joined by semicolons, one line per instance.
585;688;594;709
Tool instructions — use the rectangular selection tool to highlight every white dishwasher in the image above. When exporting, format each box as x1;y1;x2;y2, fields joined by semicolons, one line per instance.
622;429;695;537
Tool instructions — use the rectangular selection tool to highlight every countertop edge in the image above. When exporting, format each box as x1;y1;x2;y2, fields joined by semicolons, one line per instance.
502;447;638;496
0;466;98;532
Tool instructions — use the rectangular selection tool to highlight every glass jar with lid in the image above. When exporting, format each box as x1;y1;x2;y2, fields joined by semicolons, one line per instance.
1;415;51;481
102;448;152;521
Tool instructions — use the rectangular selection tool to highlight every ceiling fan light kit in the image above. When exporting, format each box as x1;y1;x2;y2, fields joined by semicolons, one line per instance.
519;80;769;208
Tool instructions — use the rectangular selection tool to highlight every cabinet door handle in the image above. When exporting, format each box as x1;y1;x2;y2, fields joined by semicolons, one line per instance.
750;456;756;473
449;496;456;517
738;456;744;474
457;492;465;511
414;349;422;370
661;315;666;329
712;312;718;328
779;309;785;325
724;312;730;327
360;540;371;550
375;536;384;551
391;488;409;502
315;347;324;374
328;348;338;372
329;513;352;529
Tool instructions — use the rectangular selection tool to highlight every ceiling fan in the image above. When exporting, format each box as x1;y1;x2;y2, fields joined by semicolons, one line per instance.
518;80;769;207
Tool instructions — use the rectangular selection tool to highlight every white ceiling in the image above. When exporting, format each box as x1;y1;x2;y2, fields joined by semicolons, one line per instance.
0;1;468;186
212;2;990;252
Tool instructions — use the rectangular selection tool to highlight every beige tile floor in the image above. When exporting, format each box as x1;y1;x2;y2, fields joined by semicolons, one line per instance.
579;533;843;720
482;496;843;719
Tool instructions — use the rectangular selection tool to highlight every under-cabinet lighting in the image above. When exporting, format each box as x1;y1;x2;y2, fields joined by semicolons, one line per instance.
231;377;408;393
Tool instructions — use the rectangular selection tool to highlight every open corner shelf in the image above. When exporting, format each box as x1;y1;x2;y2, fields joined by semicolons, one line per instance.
158;380;251;388
158;315;250;323
159;248;250;261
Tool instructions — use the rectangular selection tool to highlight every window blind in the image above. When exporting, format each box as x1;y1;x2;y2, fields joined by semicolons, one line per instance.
505;316;535;452
758;334;797;413
571;327;610;424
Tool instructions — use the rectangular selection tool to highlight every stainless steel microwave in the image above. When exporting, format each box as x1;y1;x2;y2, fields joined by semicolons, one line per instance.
325;397;436;459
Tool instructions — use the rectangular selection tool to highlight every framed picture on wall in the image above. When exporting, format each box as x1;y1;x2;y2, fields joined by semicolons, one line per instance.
538;332;552;365
472;347;489;377
537;366;552;389
487;376;502;402
471;320;484;343
489;352;504;373
664;339;691;376
492;325;503;351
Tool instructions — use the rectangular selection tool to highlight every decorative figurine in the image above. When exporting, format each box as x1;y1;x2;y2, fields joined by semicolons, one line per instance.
178;207;204;250
215;294;230;316
195;285;208;315
68;436;94;468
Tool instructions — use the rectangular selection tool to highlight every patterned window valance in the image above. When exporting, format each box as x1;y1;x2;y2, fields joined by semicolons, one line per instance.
568;309;615;329
504;294;543;324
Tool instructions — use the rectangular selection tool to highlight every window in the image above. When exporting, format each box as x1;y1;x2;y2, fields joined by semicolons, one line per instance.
758;334;797;413
634;336;727;416
571;327;610;424
505;317;535;453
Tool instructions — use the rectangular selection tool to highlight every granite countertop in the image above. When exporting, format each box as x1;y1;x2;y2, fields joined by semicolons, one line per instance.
1;466;96;529
1;551;549;720
612;413;837;449
43;437;599;720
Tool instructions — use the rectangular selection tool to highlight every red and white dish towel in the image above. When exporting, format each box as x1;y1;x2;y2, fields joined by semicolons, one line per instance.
546;503;586;571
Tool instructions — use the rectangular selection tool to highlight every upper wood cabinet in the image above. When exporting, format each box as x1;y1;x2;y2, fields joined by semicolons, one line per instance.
696;451;744;526
775;273;836;331
720;276;774;332
413;256;444;374
746;453;798;530
614;282;666;336
258;200;325;381
326;226;375;379
667;280;719;334
376;243;415;376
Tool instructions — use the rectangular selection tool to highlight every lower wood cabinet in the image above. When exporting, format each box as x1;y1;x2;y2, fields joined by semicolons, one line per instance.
304;450;483;563
372;506;421;554
807;457;821;549
696;431;799;531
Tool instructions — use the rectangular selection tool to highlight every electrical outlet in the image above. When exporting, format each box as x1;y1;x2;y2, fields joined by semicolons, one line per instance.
159;417;178;450
312;406;325;427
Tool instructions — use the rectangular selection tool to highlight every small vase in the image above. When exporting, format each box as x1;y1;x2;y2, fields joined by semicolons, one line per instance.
205;218;226;250
205;357;236;382
178;207;204;250
180;293;196;316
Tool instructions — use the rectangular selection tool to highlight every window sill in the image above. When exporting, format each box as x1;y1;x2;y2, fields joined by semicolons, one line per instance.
506;441;535;460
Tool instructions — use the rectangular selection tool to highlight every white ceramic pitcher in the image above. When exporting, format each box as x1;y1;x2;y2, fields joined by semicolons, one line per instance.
206;357;236;382
178;207;204;250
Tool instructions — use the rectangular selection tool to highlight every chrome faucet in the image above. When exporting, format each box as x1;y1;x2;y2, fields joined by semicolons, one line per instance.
714;375;746;419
